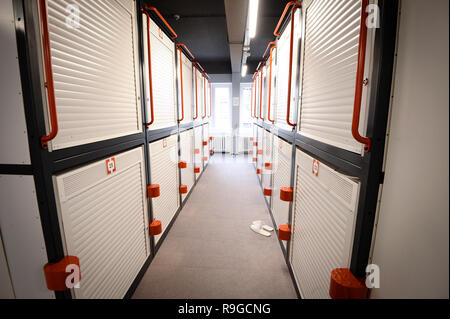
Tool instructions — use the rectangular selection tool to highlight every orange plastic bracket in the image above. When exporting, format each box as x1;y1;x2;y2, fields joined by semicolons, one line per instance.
147;184;160;198
263;187;272;196
180;185;188;194
257;149;263;155
253;142;258;147
209;149;213;155
194;148;200;154
280;187;293;202
43;256;80;291
249;150;253;155
150;220;162;236
203;141;208;146
330;268;368;299
250;137;254;142
265;162;272;170
252;157;257;163
256;168;261;175
203;156;208;161
194;167;201;174
278;225;291;241
179;161;187;169
209;136;213;141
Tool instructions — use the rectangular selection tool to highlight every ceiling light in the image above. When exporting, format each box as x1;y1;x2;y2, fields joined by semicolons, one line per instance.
241;64;248;78
248;0;259;39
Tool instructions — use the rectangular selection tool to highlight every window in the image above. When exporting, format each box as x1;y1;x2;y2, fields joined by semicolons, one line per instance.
211;83;232;134
239;83;252;137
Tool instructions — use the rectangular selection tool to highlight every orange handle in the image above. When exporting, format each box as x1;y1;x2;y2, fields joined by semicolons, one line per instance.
39;0;58;149
352;0;371;152
267;44;277;124
193;68;198;120
145;6;178;39
274;1;299;37
142;10;155;128
259;65;264;121
177;47;185;123
285;3;301;128
202;77;206;119
177;43;195;60
250;80;255;119
193;61;205;73
263;41;276;58
253;73;258;118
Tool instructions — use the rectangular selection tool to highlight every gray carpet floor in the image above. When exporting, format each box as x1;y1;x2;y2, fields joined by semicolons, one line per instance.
132;154;297;299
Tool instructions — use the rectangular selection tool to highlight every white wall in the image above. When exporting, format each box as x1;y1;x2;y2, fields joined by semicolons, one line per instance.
371;0;449;299
0;0;31;165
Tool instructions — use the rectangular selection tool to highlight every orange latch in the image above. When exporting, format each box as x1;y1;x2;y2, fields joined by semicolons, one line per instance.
253;142;258;147
249;150;253;155
194;148;200;154
278;225;291;241
256;168;261;175
264;187;272;196
280;187;293;202
203;141;208;146
180;185;188;194
194;167;201;174
209;136;213;141
150;220;162;236
252;157;257;163
43;256;81;291
203;156;208;161
179;161;187;169
147;184;160;198
330;268;368;299
250;137;254;142
257;149;263;155
265;162;272;170
209;149;213;154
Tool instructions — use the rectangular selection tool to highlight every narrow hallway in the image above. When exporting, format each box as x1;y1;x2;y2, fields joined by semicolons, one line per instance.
133;154;297;299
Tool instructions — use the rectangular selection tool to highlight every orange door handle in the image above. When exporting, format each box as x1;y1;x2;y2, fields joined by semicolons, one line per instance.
259;65;265;121
193;67;199;120
352;0;371;152
274;1;299;37
250;80;255;118
39;0;58;149
150;220;162;236
145;6;177;39
202;76;206;119
285;3;301;128
176;46;185;123
142;10;155;128
267;42;277;124
177;43;195;60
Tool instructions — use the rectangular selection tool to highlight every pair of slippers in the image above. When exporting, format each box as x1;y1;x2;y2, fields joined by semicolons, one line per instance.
250;220;274;237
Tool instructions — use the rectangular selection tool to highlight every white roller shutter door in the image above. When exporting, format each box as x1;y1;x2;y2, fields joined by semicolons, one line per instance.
298;0;373;153
179;129;195;202
290;149;359;299
143;14;177;130
178;51;193;123
271;136;292;248
42;0;142;150
53;146;150;299
275;9;301;131
149;135;180;243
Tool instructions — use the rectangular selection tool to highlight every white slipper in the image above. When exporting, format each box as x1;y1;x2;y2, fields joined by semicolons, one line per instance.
252;220;274;233
250;224;271;237
262;225;274;232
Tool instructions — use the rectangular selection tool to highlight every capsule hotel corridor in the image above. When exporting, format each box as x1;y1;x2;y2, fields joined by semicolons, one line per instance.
1;0;449;305
133;155;297;299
